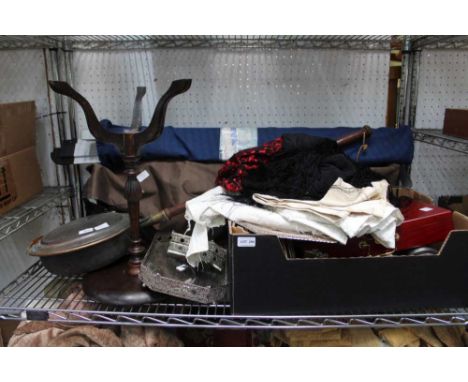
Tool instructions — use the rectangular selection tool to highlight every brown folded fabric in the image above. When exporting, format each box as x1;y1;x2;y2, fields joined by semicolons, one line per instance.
8;285;184;347
273;329;352;347
8;321;184;347
462;331;468;346
85;161;222;232
302;330;353;347
8;321;121;347
348;328;384;347
433;326;465;347
299;340;352;347
407;327;443;347
8;321;69;347
274;327;418;347
47;325;122;347
120;326;183;347
274;328;385;347
378;328;420;347
280;329;342;342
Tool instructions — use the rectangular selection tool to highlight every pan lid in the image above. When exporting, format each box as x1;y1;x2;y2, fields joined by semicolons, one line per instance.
29;212;130;257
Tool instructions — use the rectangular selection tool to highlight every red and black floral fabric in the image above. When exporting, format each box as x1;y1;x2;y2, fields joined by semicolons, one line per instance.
216;137;284;193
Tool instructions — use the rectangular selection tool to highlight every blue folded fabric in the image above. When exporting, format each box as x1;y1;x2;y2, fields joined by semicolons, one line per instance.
96;119;221;170
96;120;414;170
258;126;414;165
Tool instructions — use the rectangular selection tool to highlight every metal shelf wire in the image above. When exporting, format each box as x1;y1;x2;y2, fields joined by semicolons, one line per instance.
0;35;393;51
413;129;468;155
1;262;468;329
4;35;467;52
0;35;61;50
0;187;71;242
411;35;468;50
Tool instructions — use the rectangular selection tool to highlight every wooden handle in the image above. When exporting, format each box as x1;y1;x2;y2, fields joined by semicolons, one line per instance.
164;202;186;219
140;202;186;228
336;125;372;147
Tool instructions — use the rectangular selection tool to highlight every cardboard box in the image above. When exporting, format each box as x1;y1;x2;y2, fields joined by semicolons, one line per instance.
0;101;42;215
0;101;36;157
451;196;468;216
0;147;43;214
229;203;468;315
443;108;468;139
439;195;468;216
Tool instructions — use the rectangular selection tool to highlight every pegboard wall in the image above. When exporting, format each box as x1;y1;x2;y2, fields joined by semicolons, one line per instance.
415;50;468;129
0;50;58;187
412;141;468;198
73;49;390;139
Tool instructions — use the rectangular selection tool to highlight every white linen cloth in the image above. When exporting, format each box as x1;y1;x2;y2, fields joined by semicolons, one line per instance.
253;178;403;248
184;179;403;267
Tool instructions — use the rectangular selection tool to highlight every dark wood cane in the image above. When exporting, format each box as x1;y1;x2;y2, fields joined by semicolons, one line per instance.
336;125;372;147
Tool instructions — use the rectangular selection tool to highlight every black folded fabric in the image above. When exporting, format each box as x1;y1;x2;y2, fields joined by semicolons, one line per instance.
219;133;383;201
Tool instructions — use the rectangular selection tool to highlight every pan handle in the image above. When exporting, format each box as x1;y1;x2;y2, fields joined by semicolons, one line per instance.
27;236;44;256
140;202;186;228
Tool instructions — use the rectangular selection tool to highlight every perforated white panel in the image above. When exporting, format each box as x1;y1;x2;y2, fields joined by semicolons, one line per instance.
415;50;468;129
73;49;389;139
412;141;468;198
0;50;58;186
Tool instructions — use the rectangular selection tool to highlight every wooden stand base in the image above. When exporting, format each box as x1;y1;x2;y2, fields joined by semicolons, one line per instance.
82;258;165;305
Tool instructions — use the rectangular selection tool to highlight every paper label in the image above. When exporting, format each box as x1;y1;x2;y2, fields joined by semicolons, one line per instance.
94;222;110;231
237;237;256;247
137;170;150;183
220;127;258;160
176;264;189;272
78;228;94;235
74;156;100;164
419;207;433;212
78;222;109;235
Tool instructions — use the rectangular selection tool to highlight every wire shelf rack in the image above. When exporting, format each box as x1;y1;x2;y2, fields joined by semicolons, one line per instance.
411;35;468;50
0;35;393;51
1;262;468;329
6;35;466;51
413;129;468;155
0;187;72;242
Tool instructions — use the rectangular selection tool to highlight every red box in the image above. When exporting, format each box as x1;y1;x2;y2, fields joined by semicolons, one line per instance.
396;200;454;251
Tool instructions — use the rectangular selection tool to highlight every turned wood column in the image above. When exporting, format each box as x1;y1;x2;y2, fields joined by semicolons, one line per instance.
122;135;145;276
